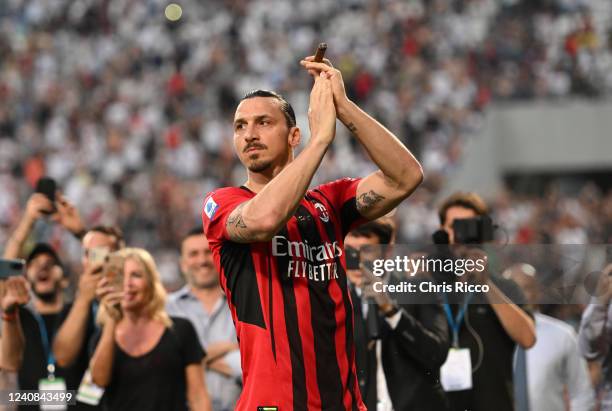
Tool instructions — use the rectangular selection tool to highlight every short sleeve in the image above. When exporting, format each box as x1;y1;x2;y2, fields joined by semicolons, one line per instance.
224;349;242;379
313;178;366;236
202;187;252;245
172;317;205;366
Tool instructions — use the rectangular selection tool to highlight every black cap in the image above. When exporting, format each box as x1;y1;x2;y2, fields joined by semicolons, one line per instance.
26;243;62;268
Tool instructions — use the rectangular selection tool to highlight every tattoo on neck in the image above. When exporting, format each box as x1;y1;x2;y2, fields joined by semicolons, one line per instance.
356;190;385;212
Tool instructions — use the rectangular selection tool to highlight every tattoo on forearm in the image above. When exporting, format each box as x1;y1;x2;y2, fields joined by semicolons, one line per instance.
346;122;358;134
356;190;385;213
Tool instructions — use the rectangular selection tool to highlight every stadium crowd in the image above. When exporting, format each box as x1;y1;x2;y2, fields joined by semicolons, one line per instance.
1;0;612;410
1;0;612;282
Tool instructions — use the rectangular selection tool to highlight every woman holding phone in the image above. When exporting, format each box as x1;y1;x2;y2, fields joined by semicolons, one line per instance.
90;248;211;411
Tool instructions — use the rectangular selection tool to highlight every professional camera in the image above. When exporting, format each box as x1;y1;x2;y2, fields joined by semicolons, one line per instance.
454;215;494;244
432;215;495;244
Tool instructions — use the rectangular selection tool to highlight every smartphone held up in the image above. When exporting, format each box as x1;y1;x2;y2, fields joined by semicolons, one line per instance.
0;258;25;279
103;252;125;291
35;177;58;214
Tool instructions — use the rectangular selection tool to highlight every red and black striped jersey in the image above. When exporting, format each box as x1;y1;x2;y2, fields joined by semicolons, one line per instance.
203;178;367;411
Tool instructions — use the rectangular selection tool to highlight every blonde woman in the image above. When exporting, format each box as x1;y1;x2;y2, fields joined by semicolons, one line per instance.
90;248;211;411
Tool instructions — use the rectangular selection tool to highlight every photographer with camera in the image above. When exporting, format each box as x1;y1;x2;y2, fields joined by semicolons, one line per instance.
90;248;211;411
346;218;450;411
434;192;535;411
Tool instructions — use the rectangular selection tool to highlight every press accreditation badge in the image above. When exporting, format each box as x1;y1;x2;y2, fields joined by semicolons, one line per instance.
76;369;105;405
38;377;67;410
440;348;472;392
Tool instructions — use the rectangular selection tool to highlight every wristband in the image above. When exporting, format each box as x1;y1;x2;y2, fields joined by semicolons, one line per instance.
379;303;399;318
2;310;18;322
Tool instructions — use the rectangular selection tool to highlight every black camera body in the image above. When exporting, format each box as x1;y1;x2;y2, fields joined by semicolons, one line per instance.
453;215;494;244
432;215;495;244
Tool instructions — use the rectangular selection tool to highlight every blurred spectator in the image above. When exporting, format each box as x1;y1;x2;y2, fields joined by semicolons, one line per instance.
5;243;92;411
2;190;93;410
166;228;241;411
578;263;612;411
53;225;125;370
50;225;125;410
506;263;595;411
90;247;211;411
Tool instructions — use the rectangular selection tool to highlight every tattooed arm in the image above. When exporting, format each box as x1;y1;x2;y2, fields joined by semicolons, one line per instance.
343;101;423;219
300;58;424;220
225;202;252;243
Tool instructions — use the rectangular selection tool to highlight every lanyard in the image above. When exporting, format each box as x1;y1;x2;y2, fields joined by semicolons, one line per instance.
442;292;473;348
91;301;99;324
31;311;56;377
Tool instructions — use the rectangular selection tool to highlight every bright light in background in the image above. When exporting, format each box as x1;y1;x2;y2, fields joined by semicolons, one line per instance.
164;3;182;22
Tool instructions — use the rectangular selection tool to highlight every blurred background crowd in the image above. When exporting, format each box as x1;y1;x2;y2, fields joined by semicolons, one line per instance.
1;0;612;287
1;1;612;411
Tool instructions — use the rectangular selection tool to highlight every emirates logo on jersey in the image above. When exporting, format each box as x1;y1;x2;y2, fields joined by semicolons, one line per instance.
315;202;329;222
272;235;342;282
272;236;342;261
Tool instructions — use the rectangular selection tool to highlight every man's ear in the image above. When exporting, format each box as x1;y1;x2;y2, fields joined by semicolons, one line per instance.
288;127;301;148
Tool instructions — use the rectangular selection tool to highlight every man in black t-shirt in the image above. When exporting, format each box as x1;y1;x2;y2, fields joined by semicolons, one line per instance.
2;192;96;410
436;192;536;411
16;244;95;411
440;274;532;411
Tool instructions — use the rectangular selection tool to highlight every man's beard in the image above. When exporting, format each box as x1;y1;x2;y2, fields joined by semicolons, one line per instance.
32;283;61;303
246;155;273;173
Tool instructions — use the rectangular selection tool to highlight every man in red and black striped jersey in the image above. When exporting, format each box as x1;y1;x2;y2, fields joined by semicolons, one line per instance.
202;56;424;411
